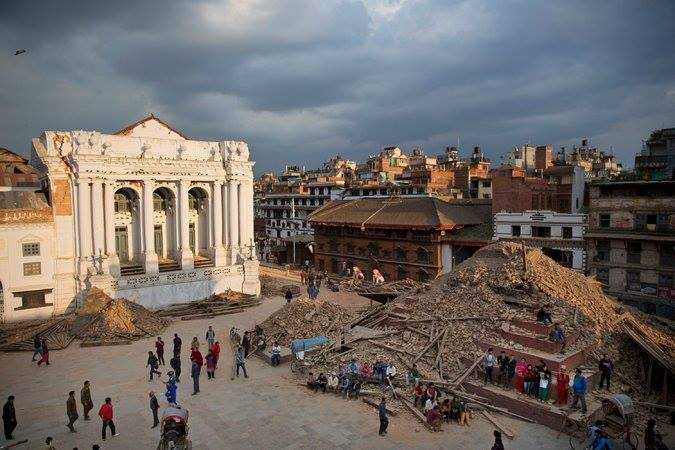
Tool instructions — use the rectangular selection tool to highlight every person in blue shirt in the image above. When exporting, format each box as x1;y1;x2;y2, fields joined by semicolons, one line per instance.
592;429;612;450
571;368;588;413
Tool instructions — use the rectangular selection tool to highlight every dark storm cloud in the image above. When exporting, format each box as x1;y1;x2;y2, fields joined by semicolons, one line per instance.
1;0;674;172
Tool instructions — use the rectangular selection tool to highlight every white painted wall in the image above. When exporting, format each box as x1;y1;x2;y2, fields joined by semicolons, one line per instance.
0;222;58;321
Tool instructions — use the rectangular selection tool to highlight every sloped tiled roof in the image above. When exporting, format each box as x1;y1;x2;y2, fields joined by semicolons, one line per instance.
309;197;492;230
0;191;49;210
113;113;189;139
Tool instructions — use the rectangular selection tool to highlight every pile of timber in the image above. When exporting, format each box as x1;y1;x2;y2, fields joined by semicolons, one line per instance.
259;296;353;346
0;316;76;352
158;291;261;320
79;289;170;346
283;241;674;433
327;276;428;297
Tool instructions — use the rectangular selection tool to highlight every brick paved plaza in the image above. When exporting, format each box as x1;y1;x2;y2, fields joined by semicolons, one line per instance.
0;296;572;450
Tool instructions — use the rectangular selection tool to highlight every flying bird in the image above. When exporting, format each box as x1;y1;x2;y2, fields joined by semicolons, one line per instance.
14;49;27;55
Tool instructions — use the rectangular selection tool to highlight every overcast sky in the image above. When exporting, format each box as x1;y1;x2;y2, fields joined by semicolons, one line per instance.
1;0;674;174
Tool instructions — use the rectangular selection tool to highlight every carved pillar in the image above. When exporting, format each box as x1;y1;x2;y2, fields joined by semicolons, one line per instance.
228;179;239;262
239;181;253;258
104;181;120;276
179;180;194;270
212;180;226;266
77;179;92;260
91;179;104;257
142;180;159;273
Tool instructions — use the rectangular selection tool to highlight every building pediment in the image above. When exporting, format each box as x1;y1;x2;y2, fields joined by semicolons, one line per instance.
114;114;188;140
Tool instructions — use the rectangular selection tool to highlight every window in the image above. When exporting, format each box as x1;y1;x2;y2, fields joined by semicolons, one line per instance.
596;268;609;284
596;240;610;262
626;241;642;264
532;226;551;238
626;271;640;291
329;240;339;253
396;265;407;280
23;262;41;276
14;289;51;309
660;243;674;267
153;192;166;211
395;247;406;262
22;242;40;257
367;242;380;257
512;225;521;237
658;272;673;288
646;214;657;231
114;193;131;213
599;214;611;228
346;243;355;254
416;247;430;264
562;227;573;239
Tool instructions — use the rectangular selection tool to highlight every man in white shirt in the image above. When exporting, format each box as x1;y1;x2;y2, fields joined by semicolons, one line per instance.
484;348;496;384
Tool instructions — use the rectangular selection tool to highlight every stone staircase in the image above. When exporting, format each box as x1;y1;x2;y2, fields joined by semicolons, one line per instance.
194;256;214;269
120;264;145;276
461;318;603;433
158;259;181;273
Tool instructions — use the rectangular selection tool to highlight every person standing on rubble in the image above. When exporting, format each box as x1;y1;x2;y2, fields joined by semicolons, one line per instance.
81;381;93;421
483;348;497;384
155;337;165;366
571;368;588;413
597;354;614;391
556;365;570;405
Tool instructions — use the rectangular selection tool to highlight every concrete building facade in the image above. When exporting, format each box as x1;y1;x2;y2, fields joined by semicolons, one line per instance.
585;180;674;318
1;115;259;321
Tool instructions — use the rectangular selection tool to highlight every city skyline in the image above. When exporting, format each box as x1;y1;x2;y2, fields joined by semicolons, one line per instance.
1;0;674;175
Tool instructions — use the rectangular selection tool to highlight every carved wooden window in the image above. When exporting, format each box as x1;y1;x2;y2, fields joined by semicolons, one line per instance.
23;262;41;276
22;242;40;257
395;247;406;262
416;247;430;264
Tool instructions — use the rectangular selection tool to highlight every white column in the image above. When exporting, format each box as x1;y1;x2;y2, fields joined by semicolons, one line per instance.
212;181;225;266
91;180;104;257
222;182;229;248
142;180;159;273
179;180;194;270
239;181;253;257
77;179;92;260
228;179;239;262
103;181;120;276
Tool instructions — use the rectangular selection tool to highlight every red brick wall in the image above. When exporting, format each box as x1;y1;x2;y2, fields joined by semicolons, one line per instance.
491;166;550;213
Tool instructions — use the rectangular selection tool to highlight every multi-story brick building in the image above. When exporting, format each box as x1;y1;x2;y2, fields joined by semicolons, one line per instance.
491;164;587;270
635;127;674;181
585;180;674;318
310;197;492;282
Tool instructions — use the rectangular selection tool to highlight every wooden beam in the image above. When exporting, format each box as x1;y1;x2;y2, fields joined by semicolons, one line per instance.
481;411;515;440
452;353;486;387
414;326;449;364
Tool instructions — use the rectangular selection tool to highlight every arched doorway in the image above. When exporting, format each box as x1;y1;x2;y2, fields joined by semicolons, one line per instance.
188;187;210;258
153;187;177;262
114;187;141;265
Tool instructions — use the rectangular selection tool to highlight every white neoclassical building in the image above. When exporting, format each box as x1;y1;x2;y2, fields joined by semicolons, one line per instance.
0;115;259;320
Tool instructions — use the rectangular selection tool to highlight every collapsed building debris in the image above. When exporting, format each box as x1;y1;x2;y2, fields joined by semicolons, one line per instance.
259;297;353;346
274;242;674;436
158;290;261;321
